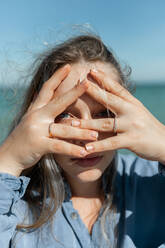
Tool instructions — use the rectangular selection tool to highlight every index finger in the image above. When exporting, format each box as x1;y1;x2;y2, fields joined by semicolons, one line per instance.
43;80;89;118
30;64;71;111
89;69;137;104
86;80;126;115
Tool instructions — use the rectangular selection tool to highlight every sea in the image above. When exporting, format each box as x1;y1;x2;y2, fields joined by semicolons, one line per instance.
0;83;165;153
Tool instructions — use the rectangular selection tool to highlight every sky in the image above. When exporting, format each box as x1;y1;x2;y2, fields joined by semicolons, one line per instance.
0;0;165;85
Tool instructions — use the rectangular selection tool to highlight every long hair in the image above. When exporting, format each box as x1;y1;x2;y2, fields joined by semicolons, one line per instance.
8;34;132;247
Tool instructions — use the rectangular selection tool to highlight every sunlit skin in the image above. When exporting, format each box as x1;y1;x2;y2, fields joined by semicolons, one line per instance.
53;62;118;198
53;60;165;233
0;60;165;234
53;61;118;233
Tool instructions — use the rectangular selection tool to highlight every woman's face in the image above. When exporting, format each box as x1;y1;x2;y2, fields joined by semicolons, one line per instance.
53;61;119;184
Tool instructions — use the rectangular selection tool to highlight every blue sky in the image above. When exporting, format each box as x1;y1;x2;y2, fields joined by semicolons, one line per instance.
0;0;165;84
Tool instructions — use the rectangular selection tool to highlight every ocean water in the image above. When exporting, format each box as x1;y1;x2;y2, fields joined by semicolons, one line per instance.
0;83;165;146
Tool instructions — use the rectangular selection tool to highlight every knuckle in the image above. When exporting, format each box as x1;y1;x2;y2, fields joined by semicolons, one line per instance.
20;120;41;147
24;113;38;133
131;118;145;130
116;87;126;97
78;129;87;139
110;139;120;149
128;130;140;141
135;98;144;107
99;72;106;82
86;131;93;139
27;111;38;123
52;142;61;153
61;126;68;137
62;144;78;157
53;124;68;137
61;119;72;125
106;94;115;107
94;142;103;152
49;123;55;135
102;119;112;130
71;149;79;157
121;101;130;112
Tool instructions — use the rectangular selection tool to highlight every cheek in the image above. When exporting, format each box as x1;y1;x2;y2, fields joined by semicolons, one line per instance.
102;150;115;168
53;154;68;169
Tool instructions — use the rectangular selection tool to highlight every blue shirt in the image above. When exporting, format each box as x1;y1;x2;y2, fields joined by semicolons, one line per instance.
1;153;165;248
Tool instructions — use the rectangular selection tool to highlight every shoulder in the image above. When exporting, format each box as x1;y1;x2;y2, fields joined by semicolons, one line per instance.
13;199;32;225
116;152;159;178
113;153;165;206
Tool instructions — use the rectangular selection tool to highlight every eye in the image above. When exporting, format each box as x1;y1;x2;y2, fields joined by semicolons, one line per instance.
59;113;71;119
56;112;71;121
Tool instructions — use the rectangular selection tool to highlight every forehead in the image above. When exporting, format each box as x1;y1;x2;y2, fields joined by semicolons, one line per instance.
55;61;119;95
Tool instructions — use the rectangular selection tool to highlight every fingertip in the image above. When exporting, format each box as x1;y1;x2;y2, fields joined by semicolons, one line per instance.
63;64;71;73
90;69;103;77
82;79;89;87
64;63;71;69
89;69;99;81
71;120;80;127
80;149;88;157
90;69;98;74
85;144;94;152
89;70;95;79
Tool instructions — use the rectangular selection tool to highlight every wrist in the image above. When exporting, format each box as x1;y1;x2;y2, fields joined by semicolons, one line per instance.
0;163;23;177
158;124;165;165
0;144;23;177
0;156;23;177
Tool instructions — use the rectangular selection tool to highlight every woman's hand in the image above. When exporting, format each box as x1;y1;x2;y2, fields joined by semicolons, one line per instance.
71;69;165;164
0;65;98;176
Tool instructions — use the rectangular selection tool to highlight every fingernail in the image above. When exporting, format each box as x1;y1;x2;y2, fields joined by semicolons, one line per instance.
80;76;84;82
72;120;80;126
76;79;86;86
64;64;70;70
91;69;98;73
80;79;87;85
91;132;98;138
76;79;81;86
80;150;88;156
85;145;94;152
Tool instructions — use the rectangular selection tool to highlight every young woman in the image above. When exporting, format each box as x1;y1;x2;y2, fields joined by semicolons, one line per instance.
0;34;165;248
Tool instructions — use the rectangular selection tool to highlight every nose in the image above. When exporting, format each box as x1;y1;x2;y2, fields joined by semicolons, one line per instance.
71;98;93;146
74;98;92;120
